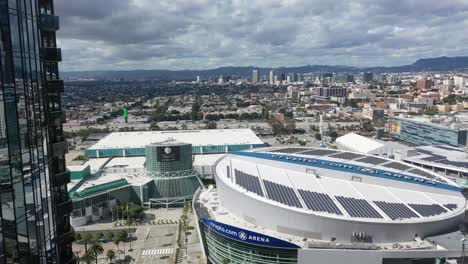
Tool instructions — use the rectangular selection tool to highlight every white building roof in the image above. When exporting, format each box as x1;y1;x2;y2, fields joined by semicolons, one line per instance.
402;145;468;174
335;133;385;154
88;129;263;150
193;154;226;166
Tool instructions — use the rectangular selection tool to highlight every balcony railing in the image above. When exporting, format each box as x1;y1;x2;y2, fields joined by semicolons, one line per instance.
54;169;71;186
49;110;65;122
46;80;64;93
52;141;68;157
57;229;75;245
41;47;62;62
57;199;73;216
40;14;59;31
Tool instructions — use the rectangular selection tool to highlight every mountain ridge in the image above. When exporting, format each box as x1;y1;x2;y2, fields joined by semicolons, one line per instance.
62;56;468;80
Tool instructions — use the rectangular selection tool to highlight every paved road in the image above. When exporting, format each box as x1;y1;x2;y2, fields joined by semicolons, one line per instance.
133;225;178;264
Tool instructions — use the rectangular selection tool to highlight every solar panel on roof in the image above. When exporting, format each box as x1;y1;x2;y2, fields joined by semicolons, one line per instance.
356;156;387;165
374;201;419;220
407;168;447;183
234;169;264;197
330;152;364;160
298;190;342;215
301;149;339;156
415;148;433;155
408;204;447;217
422;154;445;162
381;162;412;171
444;203;458;211
434;145;464;152
269;148;308;153
438;159;468;169
263;180;302;208
335;196;383;219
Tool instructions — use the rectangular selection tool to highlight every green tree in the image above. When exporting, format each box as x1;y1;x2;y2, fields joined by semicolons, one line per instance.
149;122;161;131
205;121;217;129
268;118;286;135
314;132;322;140
106;249;115;264
123;255;133;264
105;232;114;242
113;236;121;259
94;233;103;241
90;243;104;264
80;251;95;264
82;233;92;253
284;119;296;134
424;107;438;116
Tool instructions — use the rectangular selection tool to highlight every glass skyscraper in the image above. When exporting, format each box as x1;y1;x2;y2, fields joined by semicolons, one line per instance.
0;0;74;263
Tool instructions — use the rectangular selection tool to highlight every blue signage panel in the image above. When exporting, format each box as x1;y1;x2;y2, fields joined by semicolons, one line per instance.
202;218;300;249
232;151;462;192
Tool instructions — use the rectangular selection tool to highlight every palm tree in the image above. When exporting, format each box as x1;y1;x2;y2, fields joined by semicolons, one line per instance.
90;243;104;264
80;251;95;264
123;255;133;264
106;249;115;264
82;233;92;253
113;236;121;259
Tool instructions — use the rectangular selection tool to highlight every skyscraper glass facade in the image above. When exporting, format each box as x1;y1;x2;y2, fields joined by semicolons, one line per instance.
0;0;73;263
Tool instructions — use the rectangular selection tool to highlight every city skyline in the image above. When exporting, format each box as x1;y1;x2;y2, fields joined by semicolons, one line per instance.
55;0;468;71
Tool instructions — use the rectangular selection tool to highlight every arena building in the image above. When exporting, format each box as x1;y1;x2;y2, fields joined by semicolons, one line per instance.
69;129;265;226
195;147;467;264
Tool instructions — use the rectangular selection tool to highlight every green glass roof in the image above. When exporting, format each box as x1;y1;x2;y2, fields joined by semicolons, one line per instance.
72;179;129;198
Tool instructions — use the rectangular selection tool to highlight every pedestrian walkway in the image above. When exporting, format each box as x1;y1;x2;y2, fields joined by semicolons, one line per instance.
142;248;175;256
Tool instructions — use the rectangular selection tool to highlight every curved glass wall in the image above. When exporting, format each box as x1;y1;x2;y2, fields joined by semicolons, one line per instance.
202;223;298;264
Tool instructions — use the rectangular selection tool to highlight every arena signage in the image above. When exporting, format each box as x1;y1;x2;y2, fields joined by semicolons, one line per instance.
201;218;300;249
232;152;462;191
157;145;180;162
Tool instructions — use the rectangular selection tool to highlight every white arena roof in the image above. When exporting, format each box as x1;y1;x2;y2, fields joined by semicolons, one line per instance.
88;129;263;150
213;147;466;243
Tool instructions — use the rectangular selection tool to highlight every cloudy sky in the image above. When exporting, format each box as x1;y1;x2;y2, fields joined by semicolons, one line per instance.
55;0;468;71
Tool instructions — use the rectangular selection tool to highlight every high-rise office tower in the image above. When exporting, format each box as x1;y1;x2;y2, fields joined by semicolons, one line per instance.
269;70;274;84
0;0;74;263
363;72;374;83
252;69;259;83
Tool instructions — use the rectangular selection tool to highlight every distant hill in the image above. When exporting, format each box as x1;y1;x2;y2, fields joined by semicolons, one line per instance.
62;56;468;80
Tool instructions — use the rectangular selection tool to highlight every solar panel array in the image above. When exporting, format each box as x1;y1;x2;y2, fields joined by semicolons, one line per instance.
330;152;364;160
437;159;468;169
356;156;387;165
301;149;339;156
298;190;342;215
407;168;447;183
336;196;383;218
270;148;307;153
415;148;433;155
374;201;419;220
382;162;412;171
434;145;464;152
444;203;458;211
408;204;447;217
263;180;302;208
234;169;264;197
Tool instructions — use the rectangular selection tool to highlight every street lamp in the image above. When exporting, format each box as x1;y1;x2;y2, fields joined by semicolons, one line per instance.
462;237;466;264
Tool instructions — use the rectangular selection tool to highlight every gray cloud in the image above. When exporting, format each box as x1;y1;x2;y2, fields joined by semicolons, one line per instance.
54;0;468;71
